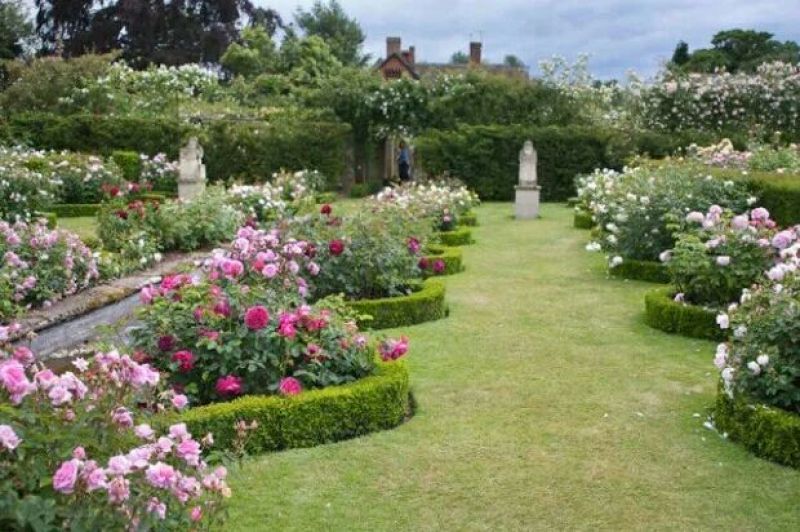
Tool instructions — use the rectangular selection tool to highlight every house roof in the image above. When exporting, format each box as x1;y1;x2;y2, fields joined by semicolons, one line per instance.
374;53;420;80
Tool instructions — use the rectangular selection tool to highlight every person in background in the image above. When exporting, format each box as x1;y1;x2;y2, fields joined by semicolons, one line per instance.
398;140;411;182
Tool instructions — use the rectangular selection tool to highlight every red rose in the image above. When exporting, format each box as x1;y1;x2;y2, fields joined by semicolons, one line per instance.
320;204;332;216
244;305;270;330
329;239;345;256
115;209;129;220
418;257;430;270
171;350;195;373
157;335;176;352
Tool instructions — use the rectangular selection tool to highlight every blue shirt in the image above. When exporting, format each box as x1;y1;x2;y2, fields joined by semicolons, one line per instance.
399;147;411;164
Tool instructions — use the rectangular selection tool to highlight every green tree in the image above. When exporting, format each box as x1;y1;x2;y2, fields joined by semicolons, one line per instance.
503;54;525;68
451;51;468;64
221;26;278;78
294;0;367;66
0;0;34;59
671;40;689;66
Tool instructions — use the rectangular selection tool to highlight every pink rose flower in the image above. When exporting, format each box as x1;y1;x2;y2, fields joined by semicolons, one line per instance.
0;424;21;451
53;459;80;494
176;439;201;466
215;375;243;397
0;359;35;404
171;351;195;373
135;424;155;440
433;259;446;274
107;476;130;504
171;394;189;410
146;462;178;489
328;239;345;256
190;506;203;522
157;335;176;352
278;377;303;396
244;305;270;330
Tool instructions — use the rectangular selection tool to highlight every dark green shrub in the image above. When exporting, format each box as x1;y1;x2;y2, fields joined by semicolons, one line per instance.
158;361;410;454
573;210;594;229
439;227;473;247
349;181;383;198
610;259;669;284
422;245;464;276
711;168;800;226
111;150;142;181
714;383;800;468
644;287;724;340
347;279;447;330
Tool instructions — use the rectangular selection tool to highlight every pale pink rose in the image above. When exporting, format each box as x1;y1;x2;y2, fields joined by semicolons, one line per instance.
12;346;34;366
176;439;201;466
0;424;21;451
135;424;155;440
107;455;131;476
53;459;80;494
146;462;178;489
168;423;190;442
0;359;35;404
190;506;203;522
85;467;108;492
262;263;279;278
72;446;86;460
48;385;72;406
171;394;189;410
107;476;130;504
147;498;167;520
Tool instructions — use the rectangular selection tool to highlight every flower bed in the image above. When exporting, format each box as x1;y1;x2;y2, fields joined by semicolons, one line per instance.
714;383;800;468
420;245;463;277
573;209;594;229
439;227;474;247
643;287;724;341
347;279;447;330
161;360;410;454
610;259;669;284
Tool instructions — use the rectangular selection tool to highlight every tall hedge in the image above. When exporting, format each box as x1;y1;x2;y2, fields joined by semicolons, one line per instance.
201;120;350;186
710;168;800;227
415;125;729;201
0;113;350;185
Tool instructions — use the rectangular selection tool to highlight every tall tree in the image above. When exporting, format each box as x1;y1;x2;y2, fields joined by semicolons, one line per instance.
450;51;468;64
294;0;367;66
671;29;800;73
503;54;525;68
670;40;689;66
0;1;34;59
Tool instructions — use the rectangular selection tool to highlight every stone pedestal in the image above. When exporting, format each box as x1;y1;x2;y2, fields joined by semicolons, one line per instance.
515;185;541;219
178;137;207;201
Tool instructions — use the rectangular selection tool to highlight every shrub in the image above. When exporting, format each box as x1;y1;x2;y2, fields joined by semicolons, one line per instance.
111;150;142;181
608;259;669;284
0;346;230;530
347;278;447;330
459;212;478;227
51;204;101;218
0;220;99;319
288;206;433;300
664;207;779;306
439;227;473;247
573;209;594;229
164;360;410;454
714;382;800;468
139;153;179;194
714;255;800;413
371;180;480;231
643;287;724;341
580;163;752;265
421;245;463;277
227;170;323;223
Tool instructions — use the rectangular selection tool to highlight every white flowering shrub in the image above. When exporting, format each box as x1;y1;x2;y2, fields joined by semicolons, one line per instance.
227;170;323;223
372;180;479;230
640;62;800;138
580;164;752;265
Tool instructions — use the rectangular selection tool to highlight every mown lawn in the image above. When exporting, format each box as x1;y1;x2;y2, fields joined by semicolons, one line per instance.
58;216;97;240
225;203;800;531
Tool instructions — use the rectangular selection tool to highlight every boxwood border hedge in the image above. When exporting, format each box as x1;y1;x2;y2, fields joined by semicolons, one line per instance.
347;278;447;330
610;259;669;284
644;287;725;341
573;209;594;229
422;245;464;276
714;383;800;468
459;212;478;227
52;203;101;218
439;227;474;247
162;361;410;455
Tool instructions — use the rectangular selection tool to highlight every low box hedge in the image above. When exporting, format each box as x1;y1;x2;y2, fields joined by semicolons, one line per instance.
459;212;478;227
51;203;101;218
422;245;464;276
573;209;594;229
714;382;800;468
610;259;669;284
439;227;474;247
159;361;410;455
644;287;725;341
347;278;447;330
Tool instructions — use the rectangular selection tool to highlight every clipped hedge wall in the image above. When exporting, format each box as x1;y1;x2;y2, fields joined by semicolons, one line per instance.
348;278;447;330
111;150;143;181
610;259;669;284
51;203;100;218
714;383;800;468
644;287;724;341
711;168;800;227
439;227;474;247
573;210;594;229
422;245;464;276
202;120;350;186
161;361;410;455
459;212;478;227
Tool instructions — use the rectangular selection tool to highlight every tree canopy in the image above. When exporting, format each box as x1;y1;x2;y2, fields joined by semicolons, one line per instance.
294;0;367;66
670;29;800;73
0;1;34;59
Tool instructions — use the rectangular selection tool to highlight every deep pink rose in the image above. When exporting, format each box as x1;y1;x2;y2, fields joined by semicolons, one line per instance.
320;204;332;216
157;335;176;352
213;299;231;317
418;257;430;270
407;237;421;254
216;375;243;397
278;377;303;396
171;351;195;373
433;259;446;274
244;306;270;330
328;239;345;256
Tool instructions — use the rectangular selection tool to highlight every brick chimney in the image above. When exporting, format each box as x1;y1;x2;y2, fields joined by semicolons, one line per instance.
469;41;482;65
386;37;401;58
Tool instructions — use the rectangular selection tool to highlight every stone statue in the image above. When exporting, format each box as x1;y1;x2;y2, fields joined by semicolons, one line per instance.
514;140;540;219
518;140;538;188
178;137;206;200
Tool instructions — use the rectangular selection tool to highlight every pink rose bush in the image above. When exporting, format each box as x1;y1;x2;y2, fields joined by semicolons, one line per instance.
663;206;785;306
0;345;230;530
0;219;99;319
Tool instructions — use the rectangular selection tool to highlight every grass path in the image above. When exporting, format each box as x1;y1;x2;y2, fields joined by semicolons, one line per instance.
226;203;800;531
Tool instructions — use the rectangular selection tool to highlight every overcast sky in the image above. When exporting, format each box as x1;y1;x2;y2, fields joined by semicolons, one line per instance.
260;0;800;79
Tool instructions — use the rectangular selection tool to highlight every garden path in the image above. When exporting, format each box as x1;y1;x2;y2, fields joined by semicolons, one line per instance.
226;203;800;531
